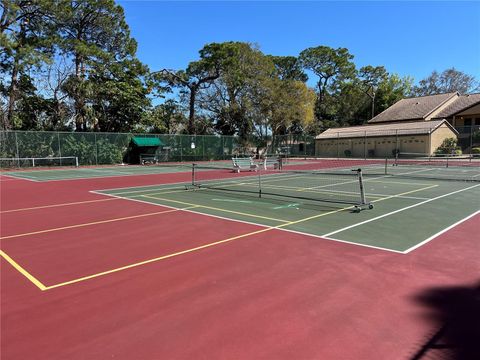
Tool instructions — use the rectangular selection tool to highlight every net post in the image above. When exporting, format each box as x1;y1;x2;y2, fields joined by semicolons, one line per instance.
258;170;262;198
384;158;388;175
75;157;79;167
32;158;35;167
192;163;196;186
357;169;367;206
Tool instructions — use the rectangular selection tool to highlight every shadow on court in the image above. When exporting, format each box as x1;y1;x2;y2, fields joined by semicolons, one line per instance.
410;281;480;360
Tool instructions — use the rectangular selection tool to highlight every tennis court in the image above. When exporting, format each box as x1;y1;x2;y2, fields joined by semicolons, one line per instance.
1;157;479;359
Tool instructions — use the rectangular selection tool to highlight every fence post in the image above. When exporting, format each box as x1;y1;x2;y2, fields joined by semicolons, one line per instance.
304;134;307;158
336;132;339;159
364;131;367;160
470;126;473;159
94;133;98;165
180;135;183;162
57;132;62;165
395;129;399;157
14;131;20;167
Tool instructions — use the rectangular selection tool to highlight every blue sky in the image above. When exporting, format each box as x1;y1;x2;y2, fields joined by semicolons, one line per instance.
120;1;480;86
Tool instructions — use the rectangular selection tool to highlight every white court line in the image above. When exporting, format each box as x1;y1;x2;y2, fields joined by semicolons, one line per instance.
5;167;193;182
0;173;41;182
322;183;480;239
106;172;311;196
230;181;430;200
403;210;480;254
91;189;403;253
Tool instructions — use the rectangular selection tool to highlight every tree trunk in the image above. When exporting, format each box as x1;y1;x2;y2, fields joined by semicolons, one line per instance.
74;55;86;131
188;87;196;134
5;22;25;130
5;62;18;129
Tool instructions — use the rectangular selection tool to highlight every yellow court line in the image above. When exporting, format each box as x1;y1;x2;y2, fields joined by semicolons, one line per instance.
142;194;290;223
369;184;438;204
0;197;120;214
0;206;199;240
6;182;438;291
44;202;356;290
0;250;47;290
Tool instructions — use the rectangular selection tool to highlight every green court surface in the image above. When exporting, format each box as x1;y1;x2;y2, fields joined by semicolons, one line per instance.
1;164;198;181
96;170;480;253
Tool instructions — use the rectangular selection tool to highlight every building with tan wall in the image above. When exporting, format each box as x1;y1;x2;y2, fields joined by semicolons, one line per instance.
315;92;479;157
316;120;458;157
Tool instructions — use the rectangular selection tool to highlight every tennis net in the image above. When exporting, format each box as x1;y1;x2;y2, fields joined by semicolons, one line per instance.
275;157;480;182
187;163;373;211
385;153;480;182
0;156;79;169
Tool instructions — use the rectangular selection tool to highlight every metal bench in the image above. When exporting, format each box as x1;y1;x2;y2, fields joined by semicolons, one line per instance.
232;157;258;173
262;157;281;170
140;154;158;165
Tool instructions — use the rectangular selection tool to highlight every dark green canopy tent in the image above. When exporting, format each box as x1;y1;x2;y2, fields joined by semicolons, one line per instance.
124;137;164;164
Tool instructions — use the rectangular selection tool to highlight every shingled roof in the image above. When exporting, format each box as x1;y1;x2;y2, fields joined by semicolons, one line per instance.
433;93;480;119
315;120;457;140
368;92;458;123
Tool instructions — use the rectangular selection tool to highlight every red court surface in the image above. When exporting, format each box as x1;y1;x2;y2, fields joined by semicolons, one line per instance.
1;172;479;359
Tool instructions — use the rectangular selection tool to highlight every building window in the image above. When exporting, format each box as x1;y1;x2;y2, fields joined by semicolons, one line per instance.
464;118;472;126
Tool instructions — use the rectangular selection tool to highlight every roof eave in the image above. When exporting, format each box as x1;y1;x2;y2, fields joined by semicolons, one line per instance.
423;92;459;119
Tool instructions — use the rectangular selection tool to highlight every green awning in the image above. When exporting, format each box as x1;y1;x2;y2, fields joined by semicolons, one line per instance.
131;137;163;147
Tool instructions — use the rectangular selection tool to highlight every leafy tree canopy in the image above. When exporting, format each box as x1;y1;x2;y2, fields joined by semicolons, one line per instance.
413;68;479;96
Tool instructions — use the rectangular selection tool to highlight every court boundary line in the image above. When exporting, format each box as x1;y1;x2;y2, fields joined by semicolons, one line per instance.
1;194;354;291
322;183;480;243
3;164;477;291
38;199;363;290
403;210;480;254
99;185;404;254
0;206;198;240
1;197;121;214
0;181;451;290
142;195;290;223
0;173;41;182
0;250;47;290
106;172;432;202
92;182;435;254
1;166;193;182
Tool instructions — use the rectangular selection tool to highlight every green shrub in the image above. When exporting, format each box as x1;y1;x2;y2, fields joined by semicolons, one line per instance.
61;134;96;165
96;139;123;164
473;130;480;143
344;149;352;157
471;147;480;157
435;137;458;154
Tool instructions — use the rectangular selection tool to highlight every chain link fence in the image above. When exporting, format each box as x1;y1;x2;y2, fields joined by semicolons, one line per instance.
1;125;478;168
0;131;241;166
